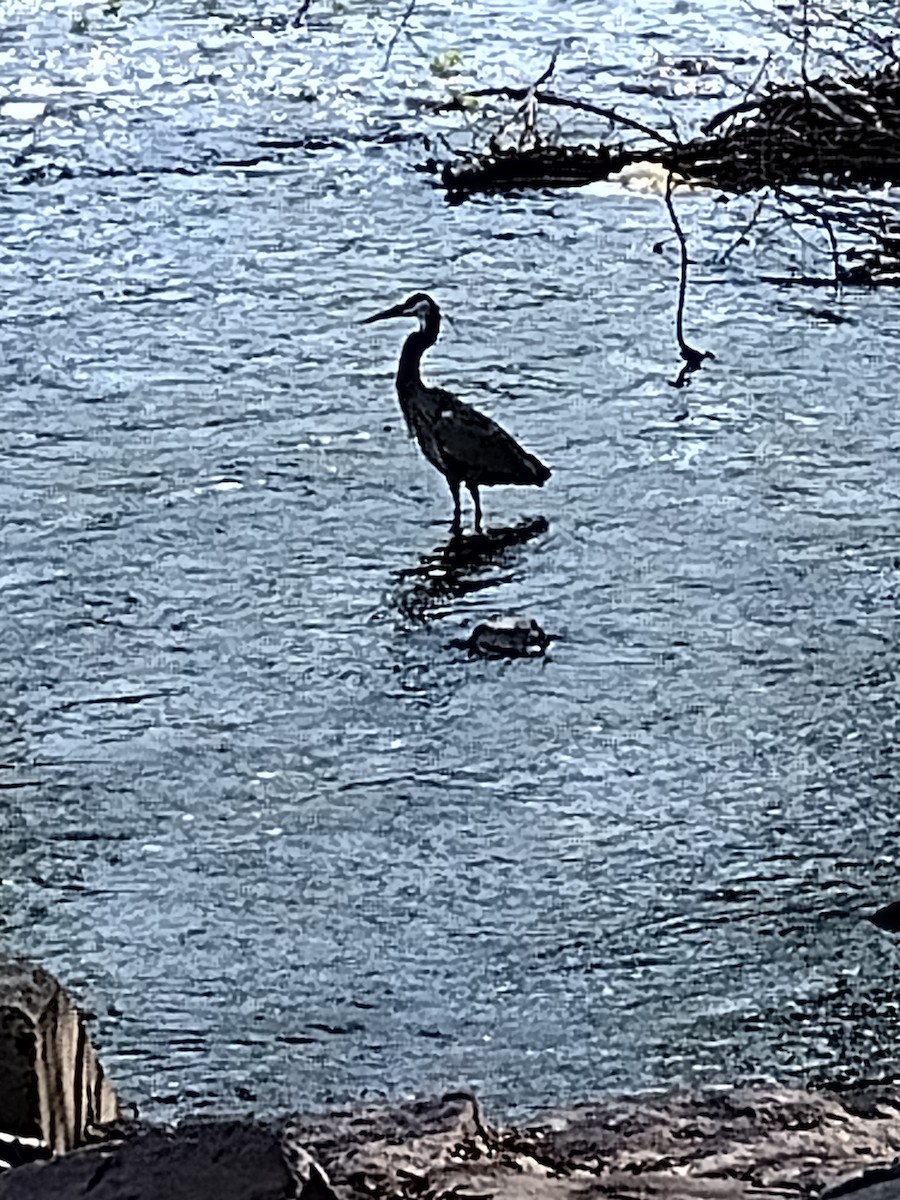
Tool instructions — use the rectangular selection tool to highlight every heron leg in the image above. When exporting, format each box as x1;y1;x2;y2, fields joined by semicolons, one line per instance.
449;480;462;534
468;484;482;533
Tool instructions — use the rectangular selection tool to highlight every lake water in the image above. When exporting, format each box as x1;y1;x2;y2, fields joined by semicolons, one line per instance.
1;0;899;1122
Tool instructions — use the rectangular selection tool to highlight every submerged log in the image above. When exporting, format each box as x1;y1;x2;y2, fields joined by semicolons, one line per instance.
871;900;900;932
441;142;619;200
454;616;552;659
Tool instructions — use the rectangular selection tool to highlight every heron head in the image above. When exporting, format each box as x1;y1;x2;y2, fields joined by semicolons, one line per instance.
361;292;438;328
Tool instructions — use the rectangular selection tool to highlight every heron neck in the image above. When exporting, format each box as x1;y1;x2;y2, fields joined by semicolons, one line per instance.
397;311;440;391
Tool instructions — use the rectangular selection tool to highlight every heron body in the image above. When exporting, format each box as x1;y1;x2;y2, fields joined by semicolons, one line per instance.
362;292;550;532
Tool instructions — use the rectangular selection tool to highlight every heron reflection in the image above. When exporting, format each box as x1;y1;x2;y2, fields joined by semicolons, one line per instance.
393;516;548;624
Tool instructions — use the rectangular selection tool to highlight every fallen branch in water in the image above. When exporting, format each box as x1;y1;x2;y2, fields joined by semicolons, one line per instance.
424;26;900;376
675;64;900;191
432;57;900;275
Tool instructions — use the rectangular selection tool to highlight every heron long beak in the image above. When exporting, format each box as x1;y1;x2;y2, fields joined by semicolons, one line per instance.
360;302;407;324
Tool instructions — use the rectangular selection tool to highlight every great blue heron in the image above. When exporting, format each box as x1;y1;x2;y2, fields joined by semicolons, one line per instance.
362;292;551;533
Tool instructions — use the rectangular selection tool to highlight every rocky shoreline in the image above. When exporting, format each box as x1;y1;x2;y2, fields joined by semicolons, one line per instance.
3;1082;900;1199
2;962;899;1199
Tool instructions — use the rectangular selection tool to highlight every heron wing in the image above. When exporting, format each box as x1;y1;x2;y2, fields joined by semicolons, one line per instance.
431;396;550;486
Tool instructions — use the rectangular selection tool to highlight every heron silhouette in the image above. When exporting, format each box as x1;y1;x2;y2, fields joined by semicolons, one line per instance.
362;292;550;533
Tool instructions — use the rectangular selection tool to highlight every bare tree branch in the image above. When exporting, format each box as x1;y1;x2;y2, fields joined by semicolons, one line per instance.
534;48;560;89
436;87;677;147
775;187;843;284
717;196;768;264
383;0;417;70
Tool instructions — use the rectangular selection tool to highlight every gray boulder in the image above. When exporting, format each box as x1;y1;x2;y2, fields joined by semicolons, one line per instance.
821;1163;900;1199
0;1120;336;1200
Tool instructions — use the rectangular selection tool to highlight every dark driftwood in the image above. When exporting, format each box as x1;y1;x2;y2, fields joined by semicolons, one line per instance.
437;66;900;198
441;142;619;200
434;64;900;287
684;65;900;191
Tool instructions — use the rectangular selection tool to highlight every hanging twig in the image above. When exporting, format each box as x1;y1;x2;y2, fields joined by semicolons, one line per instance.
534;47;560;89
383;0;417;70
716;195;768;263
800;0;811;87
703;52;772;134
664;172;713;387
775;187;843;284
291;0;312;28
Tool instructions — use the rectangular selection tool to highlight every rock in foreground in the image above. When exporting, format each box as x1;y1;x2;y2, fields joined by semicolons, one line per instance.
2;1086;900;1200
292;1086;900;1200
0;961;118;1156
0;1119;335;1200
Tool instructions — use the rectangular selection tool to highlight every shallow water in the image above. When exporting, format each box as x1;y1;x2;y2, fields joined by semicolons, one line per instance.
1;0;899;1121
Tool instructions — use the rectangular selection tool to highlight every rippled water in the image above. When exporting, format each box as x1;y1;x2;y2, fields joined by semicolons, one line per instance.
1;0;899;1122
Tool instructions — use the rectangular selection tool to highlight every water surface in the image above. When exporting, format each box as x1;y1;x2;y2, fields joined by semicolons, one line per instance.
1;0;899;1121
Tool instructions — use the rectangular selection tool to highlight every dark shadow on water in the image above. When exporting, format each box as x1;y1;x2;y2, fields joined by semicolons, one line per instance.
393;516;549;625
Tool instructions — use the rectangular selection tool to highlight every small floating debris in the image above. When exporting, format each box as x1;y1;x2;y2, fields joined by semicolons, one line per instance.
454;616;552;660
